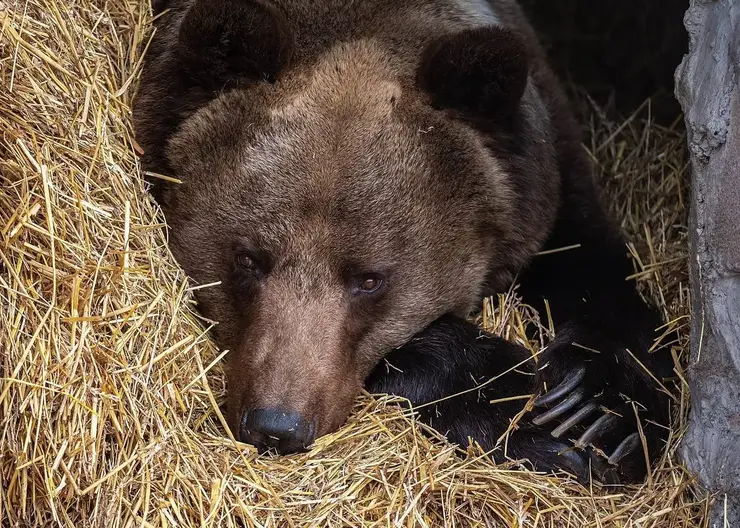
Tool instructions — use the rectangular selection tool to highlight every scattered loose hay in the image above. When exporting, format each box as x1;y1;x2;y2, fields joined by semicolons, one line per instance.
0;1;712;526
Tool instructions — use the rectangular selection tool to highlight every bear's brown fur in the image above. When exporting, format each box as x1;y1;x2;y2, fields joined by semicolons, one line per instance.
134;0;673;484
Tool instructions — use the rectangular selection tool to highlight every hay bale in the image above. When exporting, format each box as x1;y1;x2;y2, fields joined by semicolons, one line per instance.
0;1;709;526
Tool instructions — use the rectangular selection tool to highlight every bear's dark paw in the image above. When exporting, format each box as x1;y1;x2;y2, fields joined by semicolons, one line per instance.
524;396;661;485
523;324;674;485
504;429;626;486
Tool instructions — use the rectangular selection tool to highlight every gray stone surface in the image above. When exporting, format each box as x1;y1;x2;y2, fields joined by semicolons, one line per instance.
675;1;740;526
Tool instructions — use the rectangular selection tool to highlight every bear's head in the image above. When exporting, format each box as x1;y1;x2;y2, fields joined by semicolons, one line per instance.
144;0;553;453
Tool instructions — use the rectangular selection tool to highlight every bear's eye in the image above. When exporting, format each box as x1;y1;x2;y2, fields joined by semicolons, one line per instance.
358;275;383;294
235;253;257;271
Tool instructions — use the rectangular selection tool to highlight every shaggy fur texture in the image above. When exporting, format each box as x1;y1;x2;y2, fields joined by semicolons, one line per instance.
133;0;673;484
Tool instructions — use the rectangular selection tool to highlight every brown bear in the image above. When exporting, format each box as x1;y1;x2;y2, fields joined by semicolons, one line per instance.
133;0;674;485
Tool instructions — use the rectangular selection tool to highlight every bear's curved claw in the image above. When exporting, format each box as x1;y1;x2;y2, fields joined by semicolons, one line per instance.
533;365;586;407
528;362;655;483
550;401;599;438
576;411;622;447
608;432;642;465
531;386;586;425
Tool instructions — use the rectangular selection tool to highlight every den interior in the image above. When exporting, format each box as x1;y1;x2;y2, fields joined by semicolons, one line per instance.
3;0;736;526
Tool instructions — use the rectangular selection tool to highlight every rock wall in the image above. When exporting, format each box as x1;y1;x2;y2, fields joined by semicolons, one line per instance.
675;1;740;526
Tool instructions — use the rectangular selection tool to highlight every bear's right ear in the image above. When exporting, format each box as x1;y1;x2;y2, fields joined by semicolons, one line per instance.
417;26;530;118
177;0;292;89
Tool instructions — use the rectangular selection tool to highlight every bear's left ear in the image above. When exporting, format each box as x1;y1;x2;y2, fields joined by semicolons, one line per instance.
177;0;293;89
417;26;530;117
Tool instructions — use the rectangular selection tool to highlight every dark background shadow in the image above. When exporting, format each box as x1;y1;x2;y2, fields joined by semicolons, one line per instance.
519;0;688;123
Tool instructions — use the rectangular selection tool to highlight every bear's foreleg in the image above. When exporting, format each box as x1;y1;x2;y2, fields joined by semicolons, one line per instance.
364;315;632;484
513;168;676;484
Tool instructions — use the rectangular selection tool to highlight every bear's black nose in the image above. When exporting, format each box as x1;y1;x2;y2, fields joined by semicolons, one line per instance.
239;408;315;454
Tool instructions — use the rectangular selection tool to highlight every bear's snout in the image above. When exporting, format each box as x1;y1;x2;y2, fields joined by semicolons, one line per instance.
224;284;366;453
239;408;316;454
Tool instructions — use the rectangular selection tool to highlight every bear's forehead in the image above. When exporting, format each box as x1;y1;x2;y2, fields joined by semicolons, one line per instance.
178;107;503;246
269;40;404;120
228;110;472;238
169;39;511;251
180;47;443;196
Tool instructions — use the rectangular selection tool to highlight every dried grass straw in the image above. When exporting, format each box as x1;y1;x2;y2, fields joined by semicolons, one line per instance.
0;1;712;526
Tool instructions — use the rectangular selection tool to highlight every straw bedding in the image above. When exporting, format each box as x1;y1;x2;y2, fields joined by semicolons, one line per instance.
0;1;711;526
